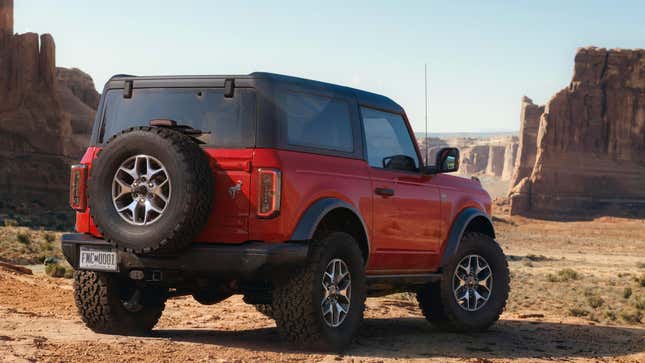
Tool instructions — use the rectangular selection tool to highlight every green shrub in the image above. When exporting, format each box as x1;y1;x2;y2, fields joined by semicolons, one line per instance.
63;268;74;279
587;295;604;309
547;268;581;282
604;310;617;321
637;274;645;287
44;233;56;244
634;296;645;311
45;263;66;277
623;287;633;299
568;307;589;317
620;309;642;324
16;232;31;244
3;218;18;227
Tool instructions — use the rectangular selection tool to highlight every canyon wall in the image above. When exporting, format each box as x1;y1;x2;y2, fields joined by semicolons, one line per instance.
0;0;97;223
451;137;519;180
510;47;645;216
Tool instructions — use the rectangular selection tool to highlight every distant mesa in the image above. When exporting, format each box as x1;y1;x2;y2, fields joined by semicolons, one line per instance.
509;46;645;217
0;0;99;217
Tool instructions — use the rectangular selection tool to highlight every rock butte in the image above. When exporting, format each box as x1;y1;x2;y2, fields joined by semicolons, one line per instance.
421;136;519;181
510;47;645;217
0;0;98;211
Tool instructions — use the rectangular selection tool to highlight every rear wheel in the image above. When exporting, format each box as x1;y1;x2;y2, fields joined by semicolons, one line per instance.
73;271;167;334
272;232;366;351
417;232;509;331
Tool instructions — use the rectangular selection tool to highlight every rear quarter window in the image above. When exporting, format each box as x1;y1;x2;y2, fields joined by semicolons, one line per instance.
277;91;354;153
99;88;256;147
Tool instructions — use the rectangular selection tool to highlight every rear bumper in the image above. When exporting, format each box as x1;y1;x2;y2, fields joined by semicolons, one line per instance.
62;233;308;279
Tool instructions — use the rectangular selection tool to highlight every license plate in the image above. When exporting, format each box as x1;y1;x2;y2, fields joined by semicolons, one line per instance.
79;246;118;272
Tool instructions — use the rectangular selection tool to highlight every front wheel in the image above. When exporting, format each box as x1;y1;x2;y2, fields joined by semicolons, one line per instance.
272;232;366;351
417;232;509;332
73;271;167;334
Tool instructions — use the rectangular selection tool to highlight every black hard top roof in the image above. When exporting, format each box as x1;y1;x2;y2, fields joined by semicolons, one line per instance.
109;72;404;113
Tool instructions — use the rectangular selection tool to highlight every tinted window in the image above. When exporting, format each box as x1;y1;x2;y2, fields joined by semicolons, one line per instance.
362;107;419;170
279;92;353;152
100;88;255;147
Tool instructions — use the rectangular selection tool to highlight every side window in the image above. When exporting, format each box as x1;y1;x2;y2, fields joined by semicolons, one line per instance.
362;107;419;171
279;91;354;153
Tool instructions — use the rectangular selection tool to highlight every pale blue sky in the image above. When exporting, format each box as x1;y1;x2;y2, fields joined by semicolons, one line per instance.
13;0;644;132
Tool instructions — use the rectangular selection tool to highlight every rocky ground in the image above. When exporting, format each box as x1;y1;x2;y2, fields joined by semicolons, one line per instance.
0;215;644;362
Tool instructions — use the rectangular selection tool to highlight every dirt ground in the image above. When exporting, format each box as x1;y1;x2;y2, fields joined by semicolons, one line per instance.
1;216;644;362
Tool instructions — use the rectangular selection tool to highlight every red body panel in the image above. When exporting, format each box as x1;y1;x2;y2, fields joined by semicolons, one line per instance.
75;145;491;274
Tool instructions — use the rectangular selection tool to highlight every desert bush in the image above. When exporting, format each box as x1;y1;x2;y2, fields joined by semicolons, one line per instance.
637;262;645;269
45;263;67;278
637;274;645;287
623;287;633;299
547;268;581;282
64;268;74;279
16;232;31;244
44;232;56;244
568;307;589;317
620;309;642;324
634;295;645;311
587;294;604;309
3;219;18;227
604;310;617;321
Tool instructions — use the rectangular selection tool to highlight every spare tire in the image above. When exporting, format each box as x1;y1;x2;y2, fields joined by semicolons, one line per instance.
88;127;214;254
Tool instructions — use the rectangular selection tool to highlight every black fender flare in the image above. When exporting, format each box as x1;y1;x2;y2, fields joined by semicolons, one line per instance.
289;197;370;249
440;207;495;268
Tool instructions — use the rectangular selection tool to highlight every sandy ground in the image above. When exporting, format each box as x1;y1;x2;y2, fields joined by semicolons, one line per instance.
1;216;644;362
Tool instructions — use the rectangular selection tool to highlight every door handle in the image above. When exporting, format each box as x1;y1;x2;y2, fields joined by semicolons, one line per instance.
374;187;395;197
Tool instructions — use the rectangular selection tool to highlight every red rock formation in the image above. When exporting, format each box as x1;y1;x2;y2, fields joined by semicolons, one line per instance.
56;67;100;109
510;47;645;216
0;2;97;219
485;145;506;177
501;141;518;180
460;144;489;174
510;97;544;189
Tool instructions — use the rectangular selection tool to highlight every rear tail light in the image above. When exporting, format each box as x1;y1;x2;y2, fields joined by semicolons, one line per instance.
70;164;88;211
257;168;281;218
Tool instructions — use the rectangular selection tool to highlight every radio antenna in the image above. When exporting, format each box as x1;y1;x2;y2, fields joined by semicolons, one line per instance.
424;63;429;164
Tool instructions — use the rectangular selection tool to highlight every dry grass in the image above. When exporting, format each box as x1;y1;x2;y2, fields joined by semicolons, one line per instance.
0;226;65;265
496;215;645;326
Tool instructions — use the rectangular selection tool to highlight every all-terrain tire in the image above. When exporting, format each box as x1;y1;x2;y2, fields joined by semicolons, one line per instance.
73;271;167;334
88;127;214;254
254;304;274;319
272;232;366;351
417;232;509;332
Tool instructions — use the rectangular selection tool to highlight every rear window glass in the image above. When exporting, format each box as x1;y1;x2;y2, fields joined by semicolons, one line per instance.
100;88;255;147
278;91;353;153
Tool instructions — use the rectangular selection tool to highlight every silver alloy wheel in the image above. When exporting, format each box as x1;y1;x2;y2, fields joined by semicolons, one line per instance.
112;154;171;226
321;258;352;327
453;254;493;312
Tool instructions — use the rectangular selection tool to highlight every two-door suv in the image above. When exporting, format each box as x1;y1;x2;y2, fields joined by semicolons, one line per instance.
63;72;509;350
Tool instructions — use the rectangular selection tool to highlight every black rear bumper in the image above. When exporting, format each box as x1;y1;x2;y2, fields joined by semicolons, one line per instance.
62;233;309;279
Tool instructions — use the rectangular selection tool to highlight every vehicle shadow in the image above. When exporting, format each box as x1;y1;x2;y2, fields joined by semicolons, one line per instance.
153;318;645;359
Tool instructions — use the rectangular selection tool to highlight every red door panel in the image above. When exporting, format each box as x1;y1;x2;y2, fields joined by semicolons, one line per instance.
367;168;443;274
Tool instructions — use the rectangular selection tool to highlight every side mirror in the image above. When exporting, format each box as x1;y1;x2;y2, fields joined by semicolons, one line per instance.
383;154;416;171
421;147;460;175
436;147;460;173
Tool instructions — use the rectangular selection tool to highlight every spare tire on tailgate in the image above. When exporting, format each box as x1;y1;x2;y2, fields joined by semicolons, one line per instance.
88;127;214;254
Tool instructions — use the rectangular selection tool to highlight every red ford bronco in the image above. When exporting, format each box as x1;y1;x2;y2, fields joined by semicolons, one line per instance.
63;72;509;350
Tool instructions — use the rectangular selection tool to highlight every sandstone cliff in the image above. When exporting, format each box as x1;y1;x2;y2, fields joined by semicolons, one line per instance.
0;0;97;225
510;97;544;189
510;47;645;216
